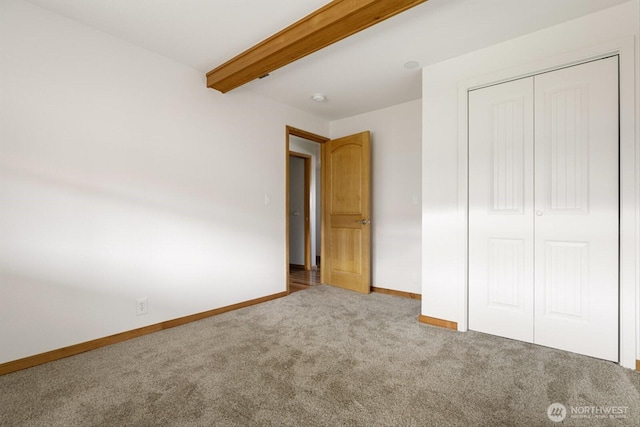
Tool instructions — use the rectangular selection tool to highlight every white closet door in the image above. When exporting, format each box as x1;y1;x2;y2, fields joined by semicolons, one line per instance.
533;57;619;361
468;78;535;342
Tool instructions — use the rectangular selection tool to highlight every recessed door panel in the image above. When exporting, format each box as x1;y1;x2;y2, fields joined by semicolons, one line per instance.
543;86;590;214
487;238;526;311
330;227;362;274
331;145;362;214
490;98;527;214
543;241;589;320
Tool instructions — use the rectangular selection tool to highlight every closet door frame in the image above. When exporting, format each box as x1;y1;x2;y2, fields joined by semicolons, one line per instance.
456;38;637;369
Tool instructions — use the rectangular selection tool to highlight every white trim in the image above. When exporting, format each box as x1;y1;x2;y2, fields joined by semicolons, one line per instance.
456;37;637;369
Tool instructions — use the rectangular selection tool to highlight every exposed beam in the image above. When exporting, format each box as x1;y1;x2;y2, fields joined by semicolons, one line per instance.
206;0;428;93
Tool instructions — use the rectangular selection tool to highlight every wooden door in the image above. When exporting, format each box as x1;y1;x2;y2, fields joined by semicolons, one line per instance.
533;57;619;362
468;77;535;343
321;131;371;294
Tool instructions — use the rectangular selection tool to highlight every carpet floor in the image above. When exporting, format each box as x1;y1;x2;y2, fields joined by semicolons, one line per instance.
0;285;638;426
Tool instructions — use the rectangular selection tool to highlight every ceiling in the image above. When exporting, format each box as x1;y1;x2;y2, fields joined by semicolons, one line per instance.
25;0;630;121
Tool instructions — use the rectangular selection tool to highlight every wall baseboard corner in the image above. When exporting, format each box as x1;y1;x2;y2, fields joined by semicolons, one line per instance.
418;314;458;330
371;286;421;300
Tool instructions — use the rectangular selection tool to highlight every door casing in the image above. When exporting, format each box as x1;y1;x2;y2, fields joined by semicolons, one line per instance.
286;126;328;294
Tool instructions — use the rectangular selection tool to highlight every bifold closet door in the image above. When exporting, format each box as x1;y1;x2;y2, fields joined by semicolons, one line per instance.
533;57;619;362
468;77;535;343
469;56;619;362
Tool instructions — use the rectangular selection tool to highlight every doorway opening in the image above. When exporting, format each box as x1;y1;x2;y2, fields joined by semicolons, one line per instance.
286;126;328;294
289;152;311;270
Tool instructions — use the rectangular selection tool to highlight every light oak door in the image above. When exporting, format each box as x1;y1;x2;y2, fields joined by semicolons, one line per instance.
321;131;371;294
469;57;619;362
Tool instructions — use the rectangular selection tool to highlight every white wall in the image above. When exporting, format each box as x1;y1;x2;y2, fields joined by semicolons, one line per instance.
0;0;328;364
421;1;639;369
331;99;422;294
289;136;321;267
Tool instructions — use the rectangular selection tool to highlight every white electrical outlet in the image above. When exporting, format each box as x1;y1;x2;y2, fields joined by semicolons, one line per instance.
136;297;148;315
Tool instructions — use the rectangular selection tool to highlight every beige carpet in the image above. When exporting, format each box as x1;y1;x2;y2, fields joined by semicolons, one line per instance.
1;285;638;426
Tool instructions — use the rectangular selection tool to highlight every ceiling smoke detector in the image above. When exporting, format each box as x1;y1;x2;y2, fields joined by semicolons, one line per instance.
404;61;420;69
312;94;327;102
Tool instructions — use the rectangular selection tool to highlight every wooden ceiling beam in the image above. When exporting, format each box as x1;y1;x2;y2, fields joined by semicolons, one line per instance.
206;0;428;93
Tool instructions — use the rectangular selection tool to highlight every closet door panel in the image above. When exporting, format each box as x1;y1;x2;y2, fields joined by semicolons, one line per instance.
468;78;535;342
533;57;619;362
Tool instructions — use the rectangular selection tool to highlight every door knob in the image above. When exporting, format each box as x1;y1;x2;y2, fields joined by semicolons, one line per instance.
355;219;370;225
536;210;543;216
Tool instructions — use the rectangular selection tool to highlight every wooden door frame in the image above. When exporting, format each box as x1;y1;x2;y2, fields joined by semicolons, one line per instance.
286;126;329;294
289;151;312;270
